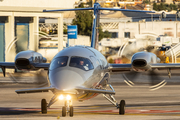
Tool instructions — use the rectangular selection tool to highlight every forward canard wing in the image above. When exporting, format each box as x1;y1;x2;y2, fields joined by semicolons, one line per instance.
15;87;55;94
75;87;115;95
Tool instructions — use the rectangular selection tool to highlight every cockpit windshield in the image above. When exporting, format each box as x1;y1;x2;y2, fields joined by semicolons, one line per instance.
69;56;94;71
49;56;68;70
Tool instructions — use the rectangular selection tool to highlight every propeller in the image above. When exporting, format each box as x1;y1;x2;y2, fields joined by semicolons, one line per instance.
122;70;167;91
119;40;167;91
122;71;141;87
148;70;167;91
4;33;50;87
7;69;49;87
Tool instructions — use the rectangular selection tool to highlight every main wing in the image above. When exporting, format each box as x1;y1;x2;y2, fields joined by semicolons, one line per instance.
33;63;50;70
151;63;180;70
108;63;180;72
0;62;16;77
0;62;50;77
0;62;50;69
0;62;15;68
108;64;132;72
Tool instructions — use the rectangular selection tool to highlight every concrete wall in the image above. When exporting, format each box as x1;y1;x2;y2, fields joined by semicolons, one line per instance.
0;0;76;8
118;21;180;39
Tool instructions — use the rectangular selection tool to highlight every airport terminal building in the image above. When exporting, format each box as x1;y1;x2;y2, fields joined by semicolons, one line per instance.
0;0;77;67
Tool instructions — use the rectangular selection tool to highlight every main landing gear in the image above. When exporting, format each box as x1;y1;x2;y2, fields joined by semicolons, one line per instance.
119;100;125;115
41;99;47;114
103;84;126;115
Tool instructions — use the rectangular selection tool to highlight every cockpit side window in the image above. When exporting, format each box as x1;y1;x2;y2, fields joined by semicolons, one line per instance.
69;56;94;71
49;56;68;70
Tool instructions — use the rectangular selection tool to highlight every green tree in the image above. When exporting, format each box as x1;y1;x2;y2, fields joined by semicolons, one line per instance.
87;1;93;7
72;10;93;36
143;0;150;4
72;3;111;41
172;4;177;10
170;3;173;10
63;23;67;34
158;3;165;11
178;3;180;9
153;3;158;11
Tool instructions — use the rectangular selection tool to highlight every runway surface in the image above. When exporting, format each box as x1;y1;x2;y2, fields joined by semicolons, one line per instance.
1;73;180;120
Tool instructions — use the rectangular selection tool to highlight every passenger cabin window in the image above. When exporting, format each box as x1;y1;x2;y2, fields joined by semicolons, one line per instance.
69;57;94;71
49;56;68;70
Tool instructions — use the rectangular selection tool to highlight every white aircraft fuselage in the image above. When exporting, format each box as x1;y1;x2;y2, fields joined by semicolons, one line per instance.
48;46;109;101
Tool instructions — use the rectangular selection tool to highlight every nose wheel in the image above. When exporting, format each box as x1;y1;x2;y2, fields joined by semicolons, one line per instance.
62;100;74;117
62;106;66;117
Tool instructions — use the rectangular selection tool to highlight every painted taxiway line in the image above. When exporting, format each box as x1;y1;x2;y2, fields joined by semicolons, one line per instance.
78;109;180;114
1;108;180;114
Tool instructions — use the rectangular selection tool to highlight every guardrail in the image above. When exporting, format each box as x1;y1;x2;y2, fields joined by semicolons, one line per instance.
165;42;180;63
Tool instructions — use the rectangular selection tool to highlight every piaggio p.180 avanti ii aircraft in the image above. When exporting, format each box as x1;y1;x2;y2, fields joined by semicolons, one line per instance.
0;2;179;117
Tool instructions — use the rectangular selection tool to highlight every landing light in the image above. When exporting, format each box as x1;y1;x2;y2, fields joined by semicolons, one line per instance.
66;95;71;100
58;95;72;100
58;95;64;100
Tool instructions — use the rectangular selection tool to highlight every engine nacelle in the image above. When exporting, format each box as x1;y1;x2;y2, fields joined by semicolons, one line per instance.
131;52;160;72
15;50;47;70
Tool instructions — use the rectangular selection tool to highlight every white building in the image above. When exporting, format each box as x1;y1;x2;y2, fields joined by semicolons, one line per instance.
0;0;77;9
0;0;79;72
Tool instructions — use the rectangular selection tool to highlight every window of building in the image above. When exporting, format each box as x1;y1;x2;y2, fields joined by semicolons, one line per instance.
124;32;130;38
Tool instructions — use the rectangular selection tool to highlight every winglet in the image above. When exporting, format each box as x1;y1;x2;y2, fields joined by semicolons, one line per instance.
1;66;6;77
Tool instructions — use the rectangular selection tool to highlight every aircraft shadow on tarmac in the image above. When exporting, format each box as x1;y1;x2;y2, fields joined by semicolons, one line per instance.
0;107;39;115
1;102;180;115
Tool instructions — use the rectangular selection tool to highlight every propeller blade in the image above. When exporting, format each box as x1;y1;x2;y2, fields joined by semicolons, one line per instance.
7;70;49;87
123;71;140;87
148;70;167;91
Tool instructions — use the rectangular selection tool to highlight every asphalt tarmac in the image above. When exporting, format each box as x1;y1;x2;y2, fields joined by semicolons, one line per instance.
0;72;180;120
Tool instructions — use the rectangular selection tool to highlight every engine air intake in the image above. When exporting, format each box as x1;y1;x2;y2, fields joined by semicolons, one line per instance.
15;58;30;66
132;59;147;67
15;58;31;70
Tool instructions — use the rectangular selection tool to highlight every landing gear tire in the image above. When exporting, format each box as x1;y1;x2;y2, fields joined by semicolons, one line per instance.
41;99;47;114
62;106;66;117
69;106;74;117
119;100;125;115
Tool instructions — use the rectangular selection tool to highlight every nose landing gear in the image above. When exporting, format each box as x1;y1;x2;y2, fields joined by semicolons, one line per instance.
41;95;74;117
41;98;74;117
62;100;74;117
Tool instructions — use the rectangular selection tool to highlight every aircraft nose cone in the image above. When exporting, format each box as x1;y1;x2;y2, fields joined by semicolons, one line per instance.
49;69;84;90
